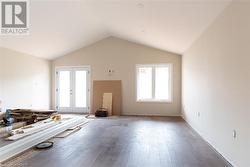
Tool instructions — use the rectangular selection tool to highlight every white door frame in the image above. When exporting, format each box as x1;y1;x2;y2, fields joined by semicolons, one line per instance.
55;66;91;113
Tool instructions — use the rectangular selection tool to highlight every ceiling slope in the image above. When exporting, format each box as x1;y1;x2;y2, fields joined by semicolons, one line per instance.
0;0;232;59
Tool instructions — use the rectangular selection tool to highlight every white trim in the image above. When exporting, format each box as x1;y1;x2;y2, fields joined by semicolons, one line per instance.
55;66;91;114
0;116;88;163
6;120;59;141
136;64;173;103
136;99;173;103
181;115;233;167
152;67;156;99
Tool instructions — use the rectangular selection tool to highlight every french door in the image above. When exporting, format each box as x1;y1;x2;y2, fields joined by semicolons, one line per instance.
56;66;90;113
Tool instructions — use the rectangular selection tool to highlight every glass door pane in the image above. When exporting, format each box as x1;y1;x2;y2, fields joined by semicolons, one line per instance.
75;70;87;108
59;71;71;107
56;67;90;113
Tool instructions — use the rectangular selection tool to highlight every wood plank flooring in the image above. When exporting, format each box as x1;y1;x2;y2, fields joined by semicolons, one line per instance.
2;116;232;167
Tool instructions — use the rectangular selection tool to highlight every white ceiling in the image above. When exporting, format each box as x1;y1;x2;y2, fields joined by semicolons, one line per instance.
0;0;232;59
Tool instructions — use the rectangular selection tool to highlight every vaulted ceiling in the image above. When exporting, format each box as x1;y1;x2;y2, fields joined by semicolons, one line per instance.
0;0;232;59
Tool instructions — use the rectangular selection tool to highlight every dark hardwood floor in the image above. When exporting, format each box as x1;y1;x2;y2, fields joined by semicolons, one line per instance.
3;116;231;167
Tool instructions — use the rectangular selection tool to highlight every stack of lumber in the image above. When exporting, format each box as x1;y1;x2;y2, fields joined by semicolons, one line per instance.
6;118;58;141
0;122;26;135
10;109;57;124
0;112;4;120
0;115;89;162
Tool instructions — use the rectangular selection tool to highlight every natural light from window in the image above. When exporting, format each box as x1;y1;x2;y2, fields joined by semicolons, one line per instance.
136;64;172;102
137;67;153;100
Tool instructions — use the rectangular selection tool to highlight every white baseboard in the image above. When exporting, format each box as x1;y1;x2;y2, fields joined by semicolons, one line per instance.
181;115;234;167
122;112;181;117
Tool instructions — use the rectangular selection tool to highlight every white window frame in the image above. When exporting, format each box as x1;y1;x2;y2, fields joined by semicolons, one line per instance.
136;64;173;103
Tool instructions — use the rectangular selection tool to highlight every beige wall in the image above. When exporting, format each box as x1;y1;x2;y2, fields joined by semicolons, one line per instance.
0;47;51;112
182;2;250;166
52;37;181;116
0;56;3;107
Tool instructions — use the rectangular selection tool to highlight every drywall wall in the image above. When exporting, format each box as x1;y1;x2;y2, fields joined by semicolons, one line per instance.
182;1;250;166
52;37;181;116
0;47;51;111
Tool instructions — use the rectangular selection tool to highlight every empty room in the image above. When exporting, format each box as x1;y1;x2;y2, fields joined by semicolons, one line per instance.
0;0;249;167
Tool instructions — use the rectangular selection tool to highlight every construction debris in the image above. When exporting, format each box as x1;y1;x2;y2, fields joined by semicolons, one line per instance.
10;109;57;124
55;121;89;138
86;114;96;119
102;93;113;116
3;110;15;126
35;141;53;149
51;114;61;121
55;127;81;138
0;115;89;162
6;118;59;141
0;122;26;135
0;112;4;121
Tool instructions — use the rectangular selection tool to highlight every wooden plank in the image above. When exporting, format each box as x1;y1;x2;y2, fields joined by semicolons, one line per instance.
102;93;112;116
93;80;122;116
0;122;26;135
10;109;56;113
67;121;89;130
55;120;90;138
55;127;81;138
6;119;60;141
0;115;88;162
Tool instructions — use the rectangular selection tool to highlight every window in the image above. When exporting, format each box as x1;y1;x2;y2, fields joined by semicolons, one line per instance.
136;64;172;102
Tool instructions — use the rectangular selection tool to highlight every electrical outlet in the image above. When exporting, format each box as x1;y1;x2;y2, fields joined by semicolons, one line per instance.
233;130;237;139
